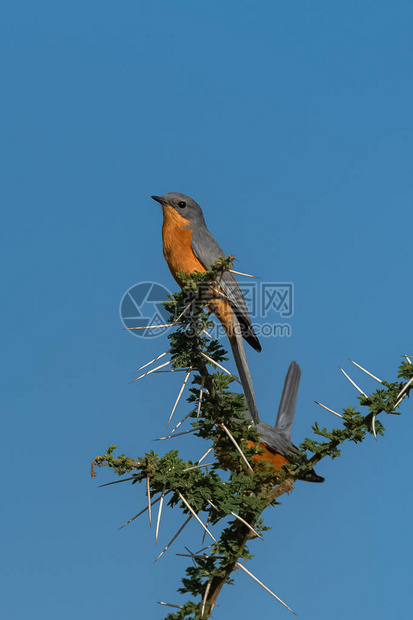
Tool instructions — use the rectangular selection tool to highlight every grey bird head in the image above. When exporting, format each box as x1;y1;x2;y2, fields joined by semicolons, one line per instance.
151;192;206;225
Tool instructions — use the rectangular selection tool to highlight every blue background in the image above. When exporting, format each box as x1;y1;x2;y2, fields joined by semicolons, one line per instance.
1;1;412;618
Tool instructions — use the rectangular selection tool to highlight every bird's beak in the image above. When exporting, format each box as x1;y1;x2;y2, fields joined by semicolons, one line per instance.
151;195;164;205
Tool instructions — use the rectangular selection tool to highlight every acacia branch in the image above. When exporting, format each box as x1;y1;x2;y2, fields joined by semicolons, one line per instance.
92;260;412;619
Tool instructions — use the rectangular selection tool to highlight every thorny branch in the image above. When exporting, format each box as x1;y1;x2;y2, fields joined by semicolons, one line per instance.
92;259;412;619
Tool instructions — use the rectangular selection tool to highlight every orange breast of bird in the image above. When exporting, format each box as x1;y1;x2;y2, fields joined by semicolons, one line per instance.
247;440;290;471
161;205;235;336
162;206;205;285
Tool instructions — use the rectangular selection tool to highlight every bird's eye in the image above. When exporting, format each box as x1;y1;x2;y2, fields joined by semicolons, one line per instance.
178;201;186;209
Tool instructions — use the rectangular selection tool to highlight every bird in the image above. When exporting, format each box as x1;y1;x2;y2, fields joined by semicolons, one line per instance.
241;361;324;482
151;192;261;424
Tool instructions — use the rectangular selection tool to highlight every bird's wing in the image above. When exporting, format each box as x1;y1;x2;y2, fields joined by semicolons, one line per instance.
190;226;261;351
256;420;298;457
236;401;297;456
274;362;301;438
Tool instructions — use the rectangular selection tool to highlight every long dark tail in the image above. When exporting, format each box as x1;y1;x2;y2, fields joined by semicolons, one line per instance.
274;361;301;436
229;317;259;424
276;362;325;484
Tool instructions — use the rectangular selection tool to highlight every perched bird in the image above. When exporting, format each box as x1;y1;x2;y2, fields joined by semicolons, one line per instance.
242;361;324;482
152;192;260;423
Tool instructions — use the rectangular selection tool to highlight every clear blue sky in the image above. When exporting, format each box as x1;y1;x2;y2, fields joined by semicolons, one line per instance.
1;2;412;619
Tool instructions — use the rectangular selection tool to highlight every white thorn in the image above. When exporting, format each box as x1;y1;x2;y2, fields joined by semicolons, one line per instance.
201;352;240;383
202;329;213;339
197;446;214;465
147;476;152;528
229;269;260;279
135;350;170;373
183;462;216;472
208;500;262;539
393;376;413;410
130;302;193;333
155;490;165;545
151;368;187;375
177;492;218;543
394;395;404;409
176;549;224;561
314;401;343;419
176;552;220;559
130;360;171;383
339;367;367;397
201;580;212;617
174;301;194;324
196;544;214;554
157;602;182;609
154;428;196;441
211;287;230;302
396;376;413;400
99;475;136;487
197;377;205;418
372;413;377;440
154;515;193;563
167;409;195;437
235;562;295;615
348;358;383;384
166;368;192;427
230;512;262;539
219;423;254;473
124;324;172;330
119;493;165;529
